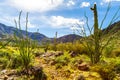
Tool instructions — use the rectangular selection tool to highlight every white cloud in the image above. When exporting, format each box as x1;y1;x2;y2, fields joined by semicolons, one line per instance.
0;16;16;26
100;0;120;5
103;0;120;3
7;0;64;12
0;15;36;29
67;0;75;7
47;16;84;28
80;2;90;8
24;21;36;28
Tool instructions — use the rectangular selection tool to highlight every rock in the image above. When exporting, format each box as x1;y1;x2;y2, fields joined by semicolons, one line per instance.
42;52;54;57
50;60;56;65
4;75;8;80
8;77;15;80
34;52;44;57
70;51;78;57
78;63;89;71
1;70;7;74
55;51;63;57
7;70;17;76
30;66;47;80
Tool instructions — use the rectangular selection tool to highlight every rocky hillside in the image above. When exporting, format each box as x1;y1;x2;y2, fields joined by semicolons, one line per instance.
57;34;82;43
0;23;47;41
102;21;120;34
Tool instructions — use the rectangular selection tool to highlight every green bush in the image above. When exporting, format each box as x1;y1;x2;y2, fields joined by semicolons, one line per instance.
0;57;9;69
112;49;120;57
91;63;116;80
8;53;22;69
55;52;70;68
14;11;35;74
104;45;114;57
56;41;87;55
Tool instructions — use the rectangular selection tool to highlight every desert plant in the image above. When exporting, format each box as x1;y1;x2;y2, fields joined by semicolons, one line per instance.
14;11;35;74
91;63;116;80
104;44;114;57
76;3;120;64
53;32;58;51
8;53;22;69
0;57;9;69
41;38;50;52
55;52;70;68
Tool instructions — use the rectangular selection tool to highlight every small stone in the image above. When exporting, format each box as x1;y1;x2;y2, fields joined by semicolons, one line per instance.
55;51;63;57
1;70;7;74
50;60;56;65
78;63;89;71
4;75;8;80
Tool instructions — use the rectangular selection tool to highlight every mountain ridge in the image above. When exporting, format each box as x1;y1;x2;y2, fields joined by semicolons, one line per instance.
0;23;82;43
0;23;47;41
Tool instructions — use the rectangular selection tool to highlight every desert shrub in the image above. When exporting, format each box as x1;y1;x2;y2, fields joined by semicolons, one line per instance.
0;49;14;69
104;45;114;57
70;58;83;70
41;39;51;52
114;63;120;74
75;74;85;80
56;43;65;52
111;49;120;57
0;49;13;59
14;11;35;74
71;41;86;55
91;63;116;80
33;49;44;57
0;57;9;69
8;53;22;69
55;52;70;68
56;41;87;55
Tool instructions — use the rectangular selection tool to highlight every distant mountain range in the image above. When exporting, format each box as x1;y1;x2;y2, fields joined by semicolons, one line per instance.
0;23;47;41
1;20;119;43
0;23;82;43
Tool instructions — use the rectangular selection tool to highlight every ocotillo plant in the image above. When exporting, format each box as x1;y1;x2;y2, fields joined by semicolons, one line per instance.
77;3;120;64
53;32;58;51
90;4;101;64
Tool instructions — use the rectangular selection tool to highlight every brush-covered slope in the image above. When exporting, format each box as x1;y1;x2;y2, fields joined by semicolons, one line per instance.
102;21;120;34
57;34;82;43
0;23;47;41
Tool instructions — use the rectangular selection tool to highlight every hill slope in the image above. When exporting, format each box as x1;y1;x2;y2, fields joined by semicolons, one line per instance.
0;23;47;41
57;34;82;43
102;21;120;34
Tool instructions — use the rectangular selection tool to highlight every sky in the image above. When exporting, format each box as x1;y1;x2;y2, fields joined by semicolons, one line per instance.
0;0;120;38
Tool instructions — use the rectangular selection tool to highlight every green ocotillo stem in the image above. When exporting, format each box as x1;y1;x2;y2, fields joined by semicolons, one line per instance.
91;4;100;64
91;4;99;34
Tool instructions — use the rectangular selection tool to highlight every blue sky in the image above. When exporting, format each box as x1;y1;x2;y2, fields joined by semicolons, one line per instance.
0;0;120;38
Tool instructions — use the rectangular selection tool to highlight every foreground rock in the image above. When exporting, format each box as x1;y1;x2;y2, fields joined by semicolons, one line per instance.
78;63;89;71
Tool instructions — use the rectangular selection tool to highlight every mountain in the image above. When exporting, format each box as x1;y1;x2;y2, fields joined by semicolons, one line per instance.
0;23;47;41
0;23;82;43
57;34;82;43
102;21;120;34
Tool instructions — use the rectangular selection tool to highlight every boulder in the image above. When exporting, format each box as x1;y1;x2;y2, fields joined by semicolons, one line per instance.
4;75;8;80
30;66;47;80
78;63;89;71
